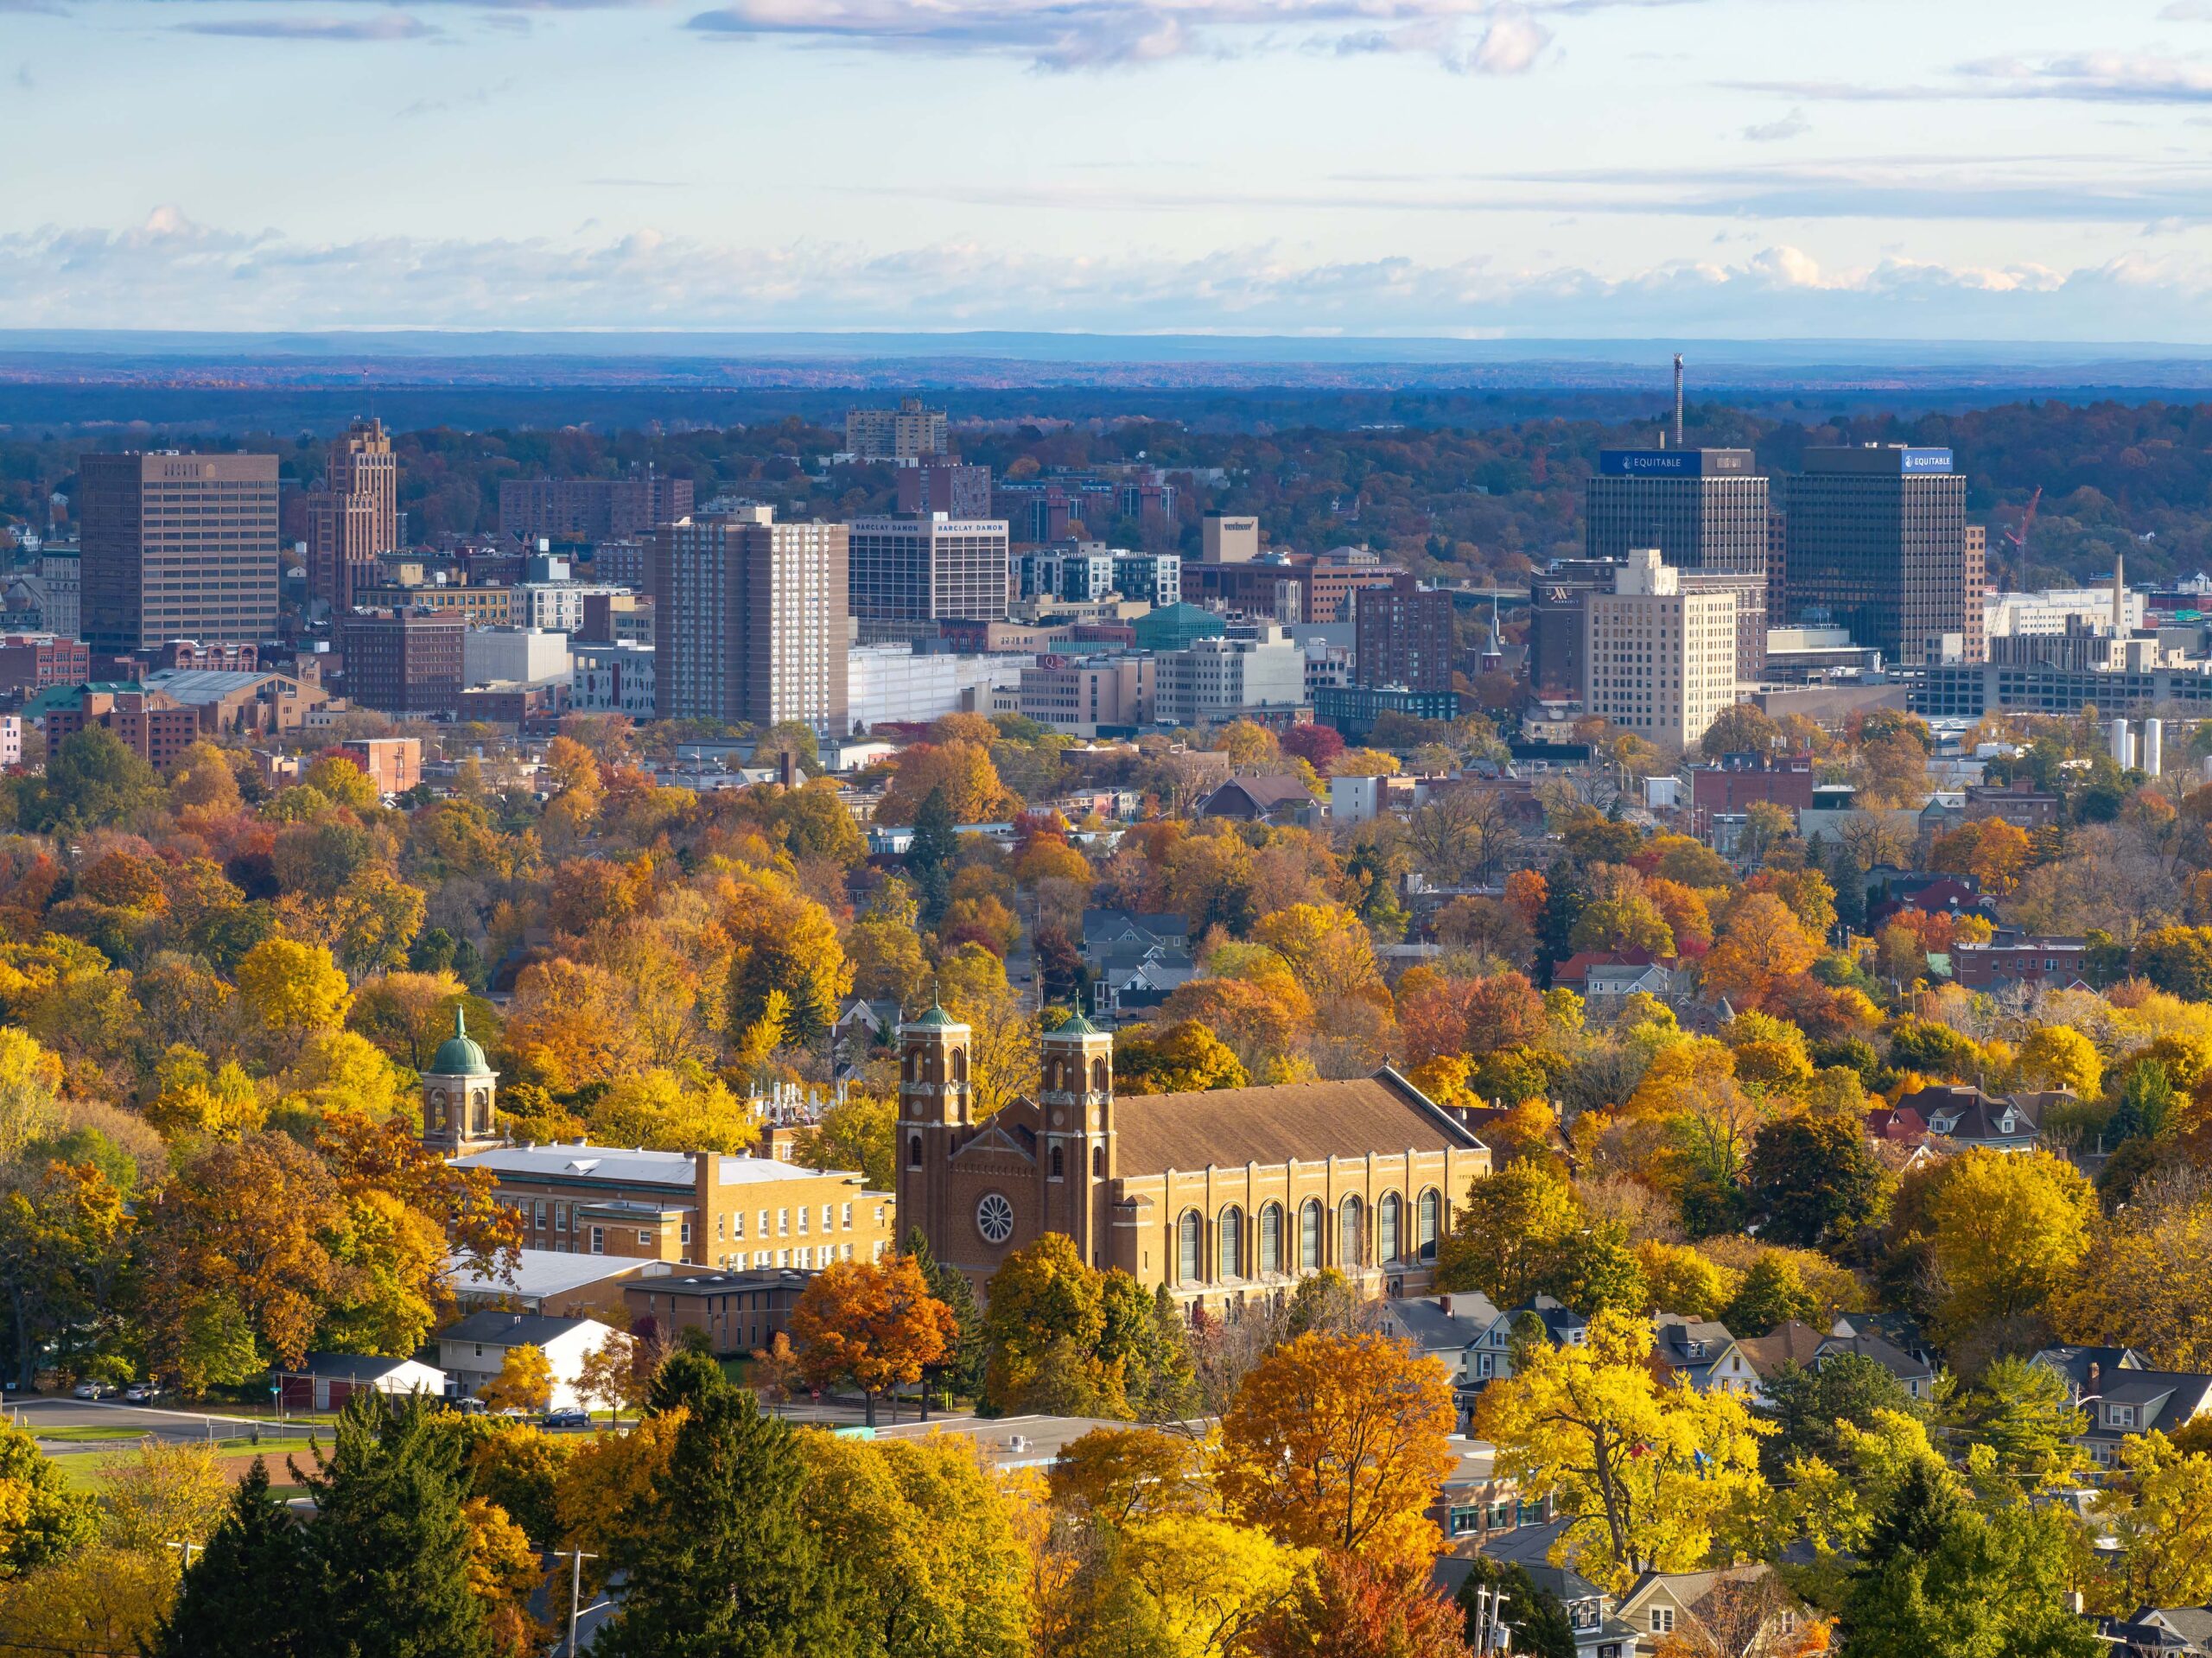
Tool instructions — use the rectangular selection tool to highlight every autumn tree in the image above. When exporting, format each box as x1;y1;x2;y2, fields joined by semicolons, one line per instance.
788;1255;957;1426
479;1344;554;1413
1435;1160;1581;1306
149;1460;308;1658
2097;1430;2212;1609
1216;1330;1458;1566
1918;1148;2095;1355
981;1235;1119;1416
1474;1309;1770;1591
234;937;351;1039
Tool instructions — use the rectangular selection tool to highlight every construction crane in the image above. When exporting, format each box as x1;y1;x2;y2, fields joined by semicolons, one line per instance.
2002;486;2042;554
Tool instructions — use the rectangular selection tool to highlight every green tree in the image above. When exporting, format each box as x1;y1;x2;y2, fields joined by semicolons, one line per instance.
904;1229;984;1403
1748;1113;1891;1249
906;786;959;931
1840;1458;2098;1658
1435;1159;1581;1305
150;1459;309;1658
1721;1253;1820;1337
595;1372;860;1658
1936;1356;2087;1487
0;1420;95;1577
1759;1354;1919;1480
2108;1059;2177;1144
296;1392;493;1658
27;727;160;833
1099;1275;1196;1422
979;1235;1119;1417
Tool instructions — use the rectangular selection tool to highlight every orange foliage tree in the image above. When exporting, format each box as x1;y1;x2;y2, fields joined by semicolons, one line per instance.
788;1254;958;1426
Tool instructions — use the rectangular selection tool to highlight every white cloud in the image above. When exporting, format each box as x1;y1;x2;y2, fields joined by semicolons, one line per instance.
683;0;1606;71
1;210;2202;339
172;12;438;35
1740;106;1808;143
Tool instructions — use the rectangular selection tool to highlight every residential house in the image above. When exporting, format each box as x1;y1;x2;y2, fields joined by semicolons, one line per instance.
1386;1291;1505;1395
1894;1084;2043;1153
832;997;906;1072
1192;774;1319;826
1953;931;2089;993
2101;1606;2212;1655
274;1353;447;1413
1815;1324;1938;1401
1552;950;1680;1002
1080;908;1192;962
1615;1566;1814;1654
1965;776;2063;830
2033;1346;2212;1467
437;1311;621;1410
1094;940;1198;1018
1427;1434;1546;1550
1735;1319;1827;1400
1650;1316;1758;1395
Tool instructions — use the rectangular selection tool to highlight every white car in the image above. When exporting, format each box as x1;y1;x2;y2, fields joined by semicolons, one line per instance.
123;1383;165;1403
71;1381;115;1400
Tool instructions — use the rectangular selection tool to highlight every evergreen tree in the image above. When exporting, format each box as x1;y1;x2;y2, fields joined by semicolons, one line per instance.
296;1393;493;1658
905;1227;984;1403
649;1348;728;1415
1827;841;1867;936
906;786;958;930
1758;1354;1917;1479
1535;858;1585;988
596;1373;861;1658
150;1459;309;1658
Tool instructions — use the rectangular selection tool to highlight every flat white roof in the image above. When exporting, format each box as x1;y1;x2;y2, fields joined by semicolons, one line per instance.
453;1143;858;1188
448;1248;658;1300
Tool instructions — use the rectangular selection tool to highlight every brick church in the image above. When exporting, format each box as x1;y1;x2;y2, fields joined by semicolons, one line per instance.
895;1005;1492;1312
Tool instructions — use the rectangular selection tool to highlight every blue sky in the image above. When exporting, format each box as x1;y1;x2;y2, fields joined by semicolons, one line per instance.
11;0;2212;337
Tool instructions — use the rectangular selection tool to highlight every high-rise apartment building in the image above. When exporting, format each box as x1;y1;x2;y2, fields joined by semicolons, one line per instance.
498;470;693;544
1352;579;1455;692
845;398;948;462
1582;549;1741;747
1588;450;1770;684
79;451;280;652
1783;446;1969;668
846;514;1010;628
652;511;849;734
895;462;992;518
308;417;397;613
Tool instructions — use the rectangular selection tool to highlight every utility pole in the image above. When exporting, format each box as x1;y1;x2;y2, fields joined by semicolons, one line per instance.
563;1548;600;1658
165;1540;198;1572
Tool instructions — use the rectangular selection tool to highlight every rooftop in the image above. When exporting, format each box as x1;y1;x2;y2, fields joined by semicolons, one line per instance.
452;1143;855;1188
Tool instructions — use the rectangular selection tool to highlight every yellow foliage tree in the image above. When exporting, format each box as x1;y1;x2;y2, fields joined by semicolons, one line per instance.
1474;1308;1772;1592
234;937;351;1037
1922;1148;2096;1350
479;1344;554;1413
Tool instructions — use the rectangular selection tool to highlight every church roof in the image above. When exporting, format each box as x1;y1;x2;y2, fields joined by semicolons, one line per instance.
903;1004;960;1030
1111;1069;1483;1177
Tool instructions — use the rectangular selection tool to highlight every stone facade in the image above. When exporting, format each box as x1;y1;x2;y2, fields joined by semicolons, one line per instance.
896;1009;1491;1312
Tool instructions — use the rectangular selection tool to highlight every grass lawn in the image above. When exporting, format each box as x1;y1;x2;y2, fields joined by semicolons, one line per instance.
35;1426;152;1444
54;1437;323;1491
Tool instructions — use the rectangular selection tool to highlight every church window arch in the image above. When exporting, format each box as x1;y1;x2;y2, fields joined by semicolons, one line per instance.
1091;1057;1109;1092
1092;1145;1105;1178
1050;1145;1065;1181
1218;1206;1244;1280
908;1134;923;1170
1339;1195;1364;1270
1178;1209;1204;1285
1259;1204;1284;1275
951;1049;969;1085
1417;1189;1442;1261
1378;1193;1402;1264
1300;1200;1323;1271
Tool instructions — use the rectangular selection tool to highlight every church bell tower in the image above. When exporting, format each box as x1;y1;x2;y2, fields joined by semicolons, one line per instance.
422;1007;500;1156
1039;1009;1116;1268
895;1001;971;1267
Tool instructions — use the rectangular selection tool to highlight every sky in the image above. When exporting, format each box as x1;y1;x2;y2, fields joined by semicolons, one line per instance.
11;0;2212;338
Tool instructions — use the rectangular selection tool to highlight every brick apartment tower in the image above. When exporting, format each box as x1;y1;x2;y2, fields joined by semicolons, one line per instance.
79;451;280;653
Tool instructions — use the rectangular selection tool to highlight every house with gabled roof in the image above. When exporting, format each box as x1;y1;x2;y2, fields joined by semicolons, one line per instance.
1650;1316;1758;1396
1615;1565;1815;1655
1893;1083;2042;1153
2033;1346;2212;1467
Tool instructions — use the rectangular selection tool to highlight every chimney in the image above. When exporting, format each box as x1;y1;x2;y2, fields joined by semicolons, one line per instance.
2113;549;2126;635
777;748;798;789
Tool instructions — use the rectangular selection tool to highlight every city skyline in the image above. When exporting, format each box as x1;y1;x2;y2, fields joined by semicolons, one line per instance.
12;0;2212;337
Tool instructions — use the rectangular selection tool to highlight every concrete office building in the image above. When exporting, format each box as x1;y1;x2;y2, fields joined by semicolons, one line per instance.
652;511;849;735
517;582;628;635
1017;656;1154;738
1582;549;1740;747
1202;514;1261;563
462;626;571;689
849;643;1030;728
308;418;397;613
1783;446;1972;669
79;452;280;652
847;515;1010;627
1154;629;1307;725
38;550;79;641
570;640;657;718
1353;579;1455;692
845;398;948;461
1587;451;1770;683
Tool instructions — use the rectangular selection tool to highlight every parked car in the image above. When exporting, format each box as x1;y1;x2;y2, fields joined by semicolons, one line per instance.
540;1408;591;1430
71;1381;115;1400
123;1382;167;1403
440;1396;488;1415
